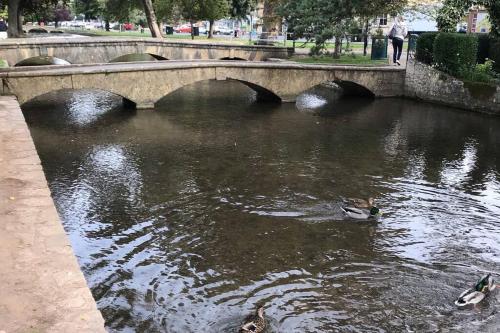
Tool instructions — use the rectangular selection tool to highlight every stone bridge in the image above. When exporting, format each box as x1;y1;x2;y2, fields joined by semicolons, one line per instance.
0;38;293;66
0;61;406;109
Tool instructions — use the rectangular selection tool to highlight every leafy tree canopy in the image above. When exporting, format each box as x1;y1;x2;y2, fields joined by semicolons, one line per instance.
437;0;500;36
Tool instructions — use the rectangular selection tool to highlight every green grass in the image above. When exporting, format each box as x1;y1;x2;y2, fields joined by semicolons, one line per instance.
0;59;8;68
290;55;388;66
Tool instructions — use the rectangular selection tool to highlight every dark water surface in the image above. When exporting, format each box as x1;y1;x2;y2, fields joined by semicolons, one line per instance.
23;82;500;332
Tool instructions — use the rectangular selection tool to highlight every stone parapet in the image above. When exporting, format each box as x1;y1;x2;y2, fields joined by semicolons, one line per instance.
0;96;105;332
0;37;294;66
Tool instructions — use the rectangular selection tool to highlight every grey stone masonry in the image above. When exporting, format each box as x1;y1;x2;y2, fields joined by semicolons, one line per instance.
0;96;105;332
0;37;294;65
405;59;500;115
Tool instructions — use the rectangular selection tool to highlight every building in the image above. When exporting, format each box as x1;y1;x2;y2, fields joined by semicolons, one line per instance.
467;7;491;33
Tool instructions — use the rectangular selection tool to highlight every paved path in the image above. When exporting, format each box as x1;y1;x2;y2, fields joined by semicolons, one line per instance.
0;96;105;332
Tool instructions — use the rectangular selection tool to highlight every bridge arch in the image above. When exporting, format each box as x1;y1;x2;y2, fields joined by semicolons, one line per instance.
109;53;168;63
219;57;247;61
15;56;71;67
18;88;138;110
154;78;281;106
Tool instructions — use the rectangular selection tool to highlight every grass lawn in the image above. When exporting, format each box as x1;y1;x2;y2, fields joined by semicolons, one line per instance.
290;55;388;66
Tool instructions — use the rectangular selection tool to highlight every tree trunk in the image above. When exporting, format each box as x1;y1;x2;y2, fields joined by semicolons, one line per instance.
105;19;110;32
17;12;23;33
261;0;281;40
55;20;59;28
208;19;214;39
141;0;163;38
7;0;22;38
334;35;341;58
363;19;369;56
190;21;194;40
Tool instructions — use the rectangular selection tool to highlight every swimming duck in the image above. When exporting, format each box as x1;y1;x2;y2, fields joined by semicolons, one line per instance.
345;197;375;209
240;306;266;333
341;206;381;219
455;274;497;307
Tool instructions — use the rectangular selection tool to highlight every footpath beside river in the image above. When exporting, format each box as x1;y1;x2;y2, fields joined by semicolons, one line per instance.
0;96;105;332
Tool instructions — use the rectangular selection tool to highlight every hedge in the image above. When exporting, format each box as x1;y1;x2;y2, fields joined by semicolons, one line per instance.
415;32;438;65
433;33;478;76
477;34;491;64
490;38;500;73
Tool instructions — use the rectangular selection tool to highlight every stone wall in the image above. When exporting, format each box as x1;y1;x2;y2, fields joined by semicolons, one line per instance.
405;59;500;115
0;37;294;66
0;96;106;332
0;62;406;109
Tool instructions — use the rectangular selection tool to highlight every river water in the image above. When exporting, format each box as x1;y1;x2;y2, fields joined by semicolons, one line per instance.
23;81;500;332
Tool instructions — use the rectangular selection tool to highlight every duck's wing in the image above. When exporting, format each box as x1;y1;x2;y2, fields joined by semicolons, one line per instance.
346;198;369;208
240;321;257;332
455;290;485;306
342;207;363;214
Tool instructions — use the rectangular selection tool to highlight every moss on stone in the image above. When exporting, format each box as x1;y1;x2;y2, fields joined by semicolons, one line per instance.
0;59;8;68
463;80;497;100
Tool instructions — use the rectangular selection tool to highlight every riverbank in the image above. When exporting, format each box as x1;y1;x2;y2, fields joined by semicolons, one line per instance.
405;59;500;115
0;96;105;332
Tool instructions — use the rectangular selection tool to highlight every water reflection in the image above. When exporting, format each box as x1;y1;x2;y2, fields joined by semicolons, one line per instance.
22;83;500;332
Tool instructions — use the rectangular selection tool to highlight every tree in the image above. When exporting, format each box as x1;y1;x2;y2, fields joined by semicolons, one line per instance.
437;0;500;36
230;0;255;19
279;0;406;56
141;0;162;38
6;0;23;37
73;0;101;20
200;0;229;38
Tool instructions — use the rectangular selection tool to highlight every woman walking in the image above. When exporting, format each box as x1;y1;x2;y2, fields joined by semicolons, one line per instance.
390;16;408;66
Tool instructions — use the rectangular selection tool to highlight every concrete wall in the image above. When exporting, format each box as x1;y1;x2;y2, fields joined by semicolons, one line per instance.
0;61;406;109
405;59;500;115
0;38;293;65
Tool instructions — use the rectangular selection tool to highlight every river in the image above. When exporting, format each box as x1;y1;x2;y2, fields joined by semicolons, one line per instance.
22;81;500;332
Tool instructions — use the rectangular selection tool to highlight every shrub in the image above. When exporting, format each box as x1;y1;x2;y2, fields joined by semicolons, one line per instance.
459;59;498;83
490;37;500;73
415;32;438;64
477;34;491;64
433;33;478;76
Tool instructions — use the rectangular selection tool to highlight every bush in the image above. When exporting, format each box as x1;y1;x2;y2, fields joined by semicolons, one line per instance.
477;34;491;64
459;59;498;83
415;32;438;64
490;37;500;73
433;33;478;76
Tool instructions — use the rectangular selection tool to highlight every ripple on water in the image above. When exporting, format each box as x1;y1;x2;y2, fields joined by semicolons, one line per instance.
21;84;500;332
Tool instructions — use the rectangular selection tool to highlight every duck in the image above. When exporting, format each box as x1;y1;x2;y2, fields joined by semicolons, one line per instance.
345;197;375;209
455;273;497;307
341;197;381;219
240;306;266;333
341;206;381;219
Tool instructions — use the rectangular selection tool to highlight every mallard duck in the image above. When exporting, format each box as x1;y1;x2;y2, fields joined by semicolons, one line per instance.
455;274;497;307
240;306;266;333
341;205;381;219
345;197;375;209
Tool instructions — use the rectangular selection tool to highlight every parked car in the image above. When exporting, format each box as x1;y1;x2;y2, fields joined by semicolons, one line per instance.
214;26;233;35
123;22;134;31
174;24;191;33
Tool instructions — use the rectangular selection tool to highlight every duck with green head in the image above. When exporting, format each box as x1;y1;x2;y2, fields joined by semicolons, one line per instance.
455;273;497;306
341;197;381;219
